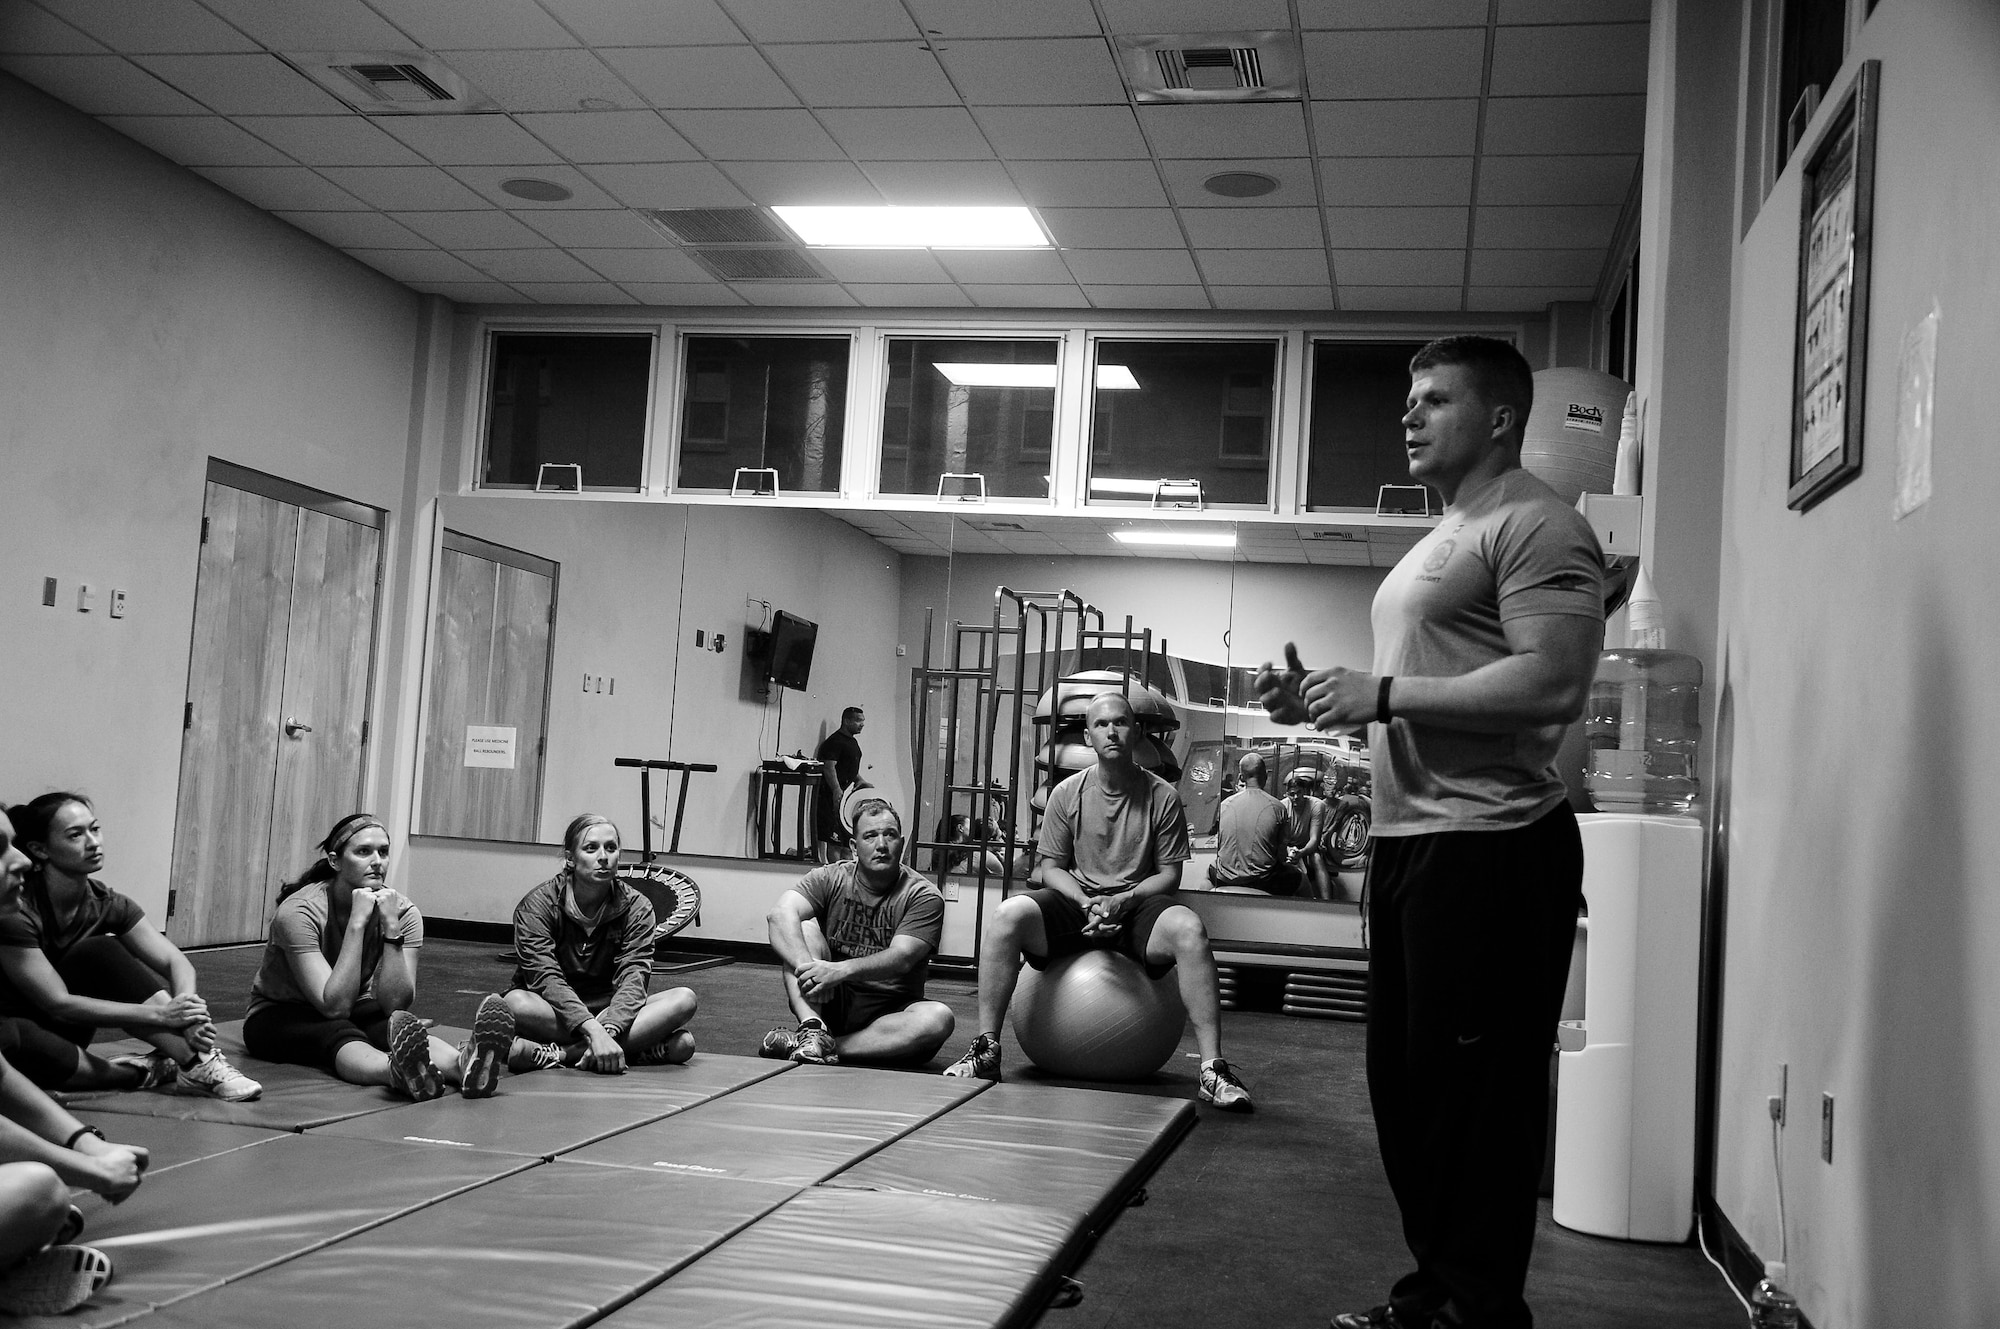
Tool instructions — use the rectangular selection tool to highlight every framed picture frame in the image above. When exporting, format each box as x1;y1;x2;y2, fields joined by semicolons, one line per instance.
1789;60;1880;513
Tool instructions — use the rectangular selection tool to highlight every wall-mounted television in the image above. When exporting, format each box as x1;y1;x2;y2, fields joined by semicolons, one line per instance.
767;610;818;691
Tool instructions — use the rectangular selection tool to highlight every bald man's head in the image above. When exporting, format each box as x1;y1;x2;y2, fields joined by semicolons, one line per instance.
1083;692;1136;724
1081;691;1140;765
1238;752;1267;785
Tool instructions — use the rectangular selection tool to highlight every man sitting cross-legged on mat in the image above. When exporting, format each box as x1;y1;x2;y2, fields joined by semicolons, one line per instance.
941;693;1253;1112
762;799;953;1066
243;814;517;1101
501;814;698;1074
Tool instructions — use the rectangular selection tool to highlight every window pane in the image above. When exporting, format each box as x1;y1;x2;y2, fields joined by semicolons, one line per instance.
483;333;652;490
879;338;1058;499
1087;340;1276;506
1305;340;1440;511
677;336;848;493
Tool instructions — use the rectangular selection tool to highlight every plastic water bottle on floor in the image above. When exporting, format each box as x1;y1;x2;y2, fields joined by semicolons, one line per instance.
1749;1262;1799;1327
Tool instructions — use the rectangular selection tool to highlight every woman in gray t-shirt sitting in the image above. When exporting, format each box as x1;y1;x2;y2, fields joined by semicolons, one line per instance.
242;814;516;1100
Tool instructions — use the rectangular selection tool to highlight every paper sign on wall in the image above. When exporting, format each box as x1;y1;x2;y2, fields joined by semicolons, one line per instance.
1891;303;1938;520
464;725;516;769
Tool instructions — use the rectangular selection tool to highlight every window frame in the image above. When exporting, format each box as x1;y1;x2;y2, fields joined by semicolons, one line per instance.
472;323;663;495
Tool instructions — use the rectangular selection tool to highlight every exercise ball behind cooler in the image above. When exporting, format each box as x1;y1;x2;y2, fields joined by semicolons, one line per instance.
1523;368;1630;505
1010;949;1187;1081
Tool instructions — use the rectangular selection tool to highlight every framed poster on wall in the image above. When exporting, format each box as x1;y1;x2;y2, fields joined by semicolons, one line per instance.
1788;60;1880;513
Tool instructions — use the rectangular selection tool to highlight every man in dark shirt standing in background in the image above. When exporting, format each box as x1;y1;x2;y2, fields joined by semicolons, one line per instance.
814;706;864;862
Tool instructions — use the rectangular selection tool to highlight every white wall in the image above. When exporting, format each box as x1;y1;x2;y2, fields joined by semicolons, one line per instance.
0;75;423;918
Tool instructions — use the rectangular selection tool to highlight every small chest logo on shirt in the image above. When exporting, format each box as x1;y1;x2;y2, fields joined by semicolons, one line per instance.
1418;538;1456;581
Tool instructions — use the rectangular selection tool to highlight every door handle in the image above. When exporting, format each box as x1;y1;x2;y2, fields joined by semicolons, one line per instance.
285;717;313;737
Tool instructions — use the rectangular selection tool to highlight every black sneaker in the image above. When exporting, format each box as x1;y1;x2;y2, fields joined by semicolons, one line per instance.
790;1022;839;1065
941;1032;1001;1081
387;1011;444;1101
1198;1057;1254;1112
758;1027;797;1060
1329;1306;1406;1329
457;994;515;1099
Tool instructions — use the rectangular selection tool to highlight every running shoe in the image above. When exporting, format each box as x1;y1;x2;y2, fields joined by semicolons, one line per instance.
457;994;516;1099
790;1021;839;1065
509;1040;565;1072
1329;1307;1407;1329
0;1245;113;1316
941;1032;1001;1081
758;1028;797;1060
52;1206;83;1247
175;1050;262;1102
387;1011;444;1101
1198;1057;1255;1113
628;1029;694;1065
111;1052;178;1092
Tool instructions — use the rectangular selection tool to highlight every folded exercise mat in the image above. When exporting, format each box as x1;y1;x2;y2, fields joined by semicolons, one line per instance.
592;1185;1080;1329
565;1064;988;1187
64;1021;471;1132
5;1131;537;1329
68;1117;287;1216
306;1054;792;1158
138;1161;797;1329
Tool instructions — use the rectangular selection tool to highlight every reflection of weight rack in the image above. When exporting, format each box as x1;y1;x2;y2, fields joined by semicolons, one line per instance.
1281;967;1369;1021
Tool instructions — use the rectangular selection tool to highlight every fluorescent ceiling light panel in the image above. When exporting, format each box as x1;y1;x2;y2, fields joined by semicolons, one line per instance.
933;363;1140;389
1112;530;1237;548
773;205;1050;248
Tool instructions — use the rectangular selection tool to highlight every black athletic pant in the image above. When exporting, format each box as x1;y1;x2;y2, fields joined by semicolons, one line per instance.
1365;803;1582;1329
0;935;171;1088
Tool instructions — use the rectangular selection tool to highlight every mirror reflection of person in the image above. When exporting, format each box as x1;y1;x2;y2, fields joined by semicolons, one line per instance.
814;706;865;862
1282;768;1337;900
1207;754;1300;896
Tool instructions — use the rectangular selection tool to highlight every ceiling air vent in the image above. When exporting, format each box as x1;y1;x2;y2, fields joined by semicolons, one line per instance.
287;52;496;114
643;208;794;246
1305;528;1366;542
1112;31;1302;103
687;247;829;282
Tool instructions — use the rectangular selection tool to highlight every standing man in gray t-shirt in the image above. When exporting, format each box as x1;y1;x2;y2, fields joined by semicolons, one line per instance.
1256;336;1604;1329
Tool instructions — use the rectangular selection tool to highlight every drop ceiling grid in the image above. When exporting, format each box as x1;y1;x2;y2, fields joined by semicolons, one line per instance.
1;0;1646;312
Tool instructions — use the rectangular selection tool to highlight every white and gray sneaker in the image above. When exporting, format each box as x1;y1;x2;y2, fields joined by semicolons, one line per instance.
176;1050;262;1102
1197;1057;1254;1113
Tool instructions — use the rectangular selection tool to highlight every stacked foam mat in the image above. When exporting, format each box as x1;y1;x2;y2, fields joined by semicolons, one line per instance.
1215;964;1240;1011
33;1022;1194;1329
1281;967;1369;1021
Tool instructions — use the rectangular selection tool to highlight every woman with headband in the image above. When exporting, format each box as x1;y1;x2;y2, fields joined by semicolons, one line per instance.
243;814;516;1099
500;814;697;1074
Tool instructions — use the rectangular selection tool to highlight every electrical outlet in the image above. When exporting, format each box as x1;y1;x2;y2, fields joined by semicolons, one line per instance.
1821;1093;1834;1163
942;880;960;902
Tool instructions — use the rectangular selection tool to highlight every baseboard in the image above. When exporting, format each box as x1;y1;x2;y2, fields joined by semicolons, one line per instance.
1702;1195;1817;1329
425;918;512;945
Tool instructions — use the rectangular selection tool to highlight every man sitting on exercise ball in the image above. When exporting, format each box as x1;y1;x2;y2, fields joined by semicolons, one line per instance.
941;692;1252;1112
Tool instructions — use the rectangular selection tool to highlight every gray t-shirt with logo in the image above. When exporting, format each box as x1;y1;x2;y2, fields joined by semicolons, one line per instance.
1369;466;1605;835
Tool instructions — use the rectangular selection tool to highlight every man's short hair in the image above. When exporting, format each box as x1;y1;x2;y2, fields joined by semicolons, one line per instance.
1084;691;1136;722
841;705;864;722
1238;752;1267;784
1409;335;1534;439
850;797;901;836
1285;767;1320;789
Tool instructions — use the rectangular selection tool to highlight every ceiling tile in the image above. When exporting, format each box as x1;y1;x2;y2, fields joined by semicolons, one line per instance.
1037;206;1183;247
317;165;492;209
1482;95;1647;156
964;283;1089;307
448;163;624;208
1210;285;1336;310
377;116;561;166
406;280;525;302
1310;98;1478;156
1298;0;1488;26
583;161;753;208
1062;249;1201;284
134;53;348;115
936;38;1126;105
1490;25;1650;97
1476;154;1637;205
364;0;578;50
812;250;954;282
573;248;713;282
437;49;642;113
516;209;667;246
1499;0;1650;20
539;0;742;44
1199;249;1330;285
1303;29;1486;101
1465;285;1593;310
387;210;550;247
514;110;699;163
234;115;427;166
844;283;976;307
1096;0;1290;29
723;160;882;204
1332;249;1465;285
722;0;921;42
31;0;252;52
1138;103;1310;159
0;55;206;114
862;159;1021;203
1013;160;1167;207
274;210;432;248
735;284;861;306
1082;285;1211;309
1473;204;1621;249
602;47;797;109
1320;155;1472;206
0;5;102;53
1160;158;1315;208
193;165;366;210
348;248;488;282
196;0;408;49
936;250;1074;283
1469;248;1605;286
100;115;292;166
904;0;1101;38
1323;206;1467;247
464;248;600;282
1178;207;1322;248
665;109;844;160
620;282;747;305
514;281;638;304
972;105;1146;159
822;107;992;160
762;42;958;107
